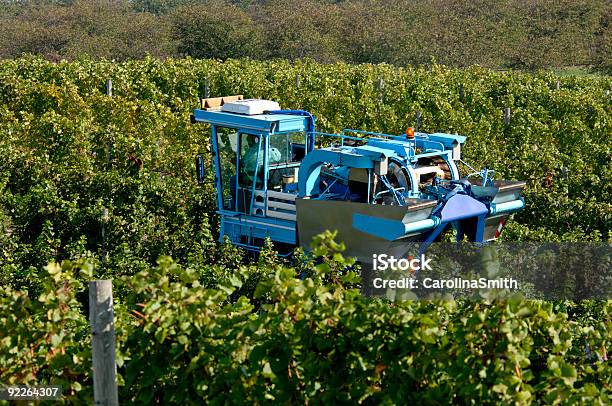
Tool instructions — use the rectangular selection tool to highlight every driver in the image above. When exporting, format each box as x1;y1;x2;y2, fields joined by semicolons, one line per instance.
240;136;282;186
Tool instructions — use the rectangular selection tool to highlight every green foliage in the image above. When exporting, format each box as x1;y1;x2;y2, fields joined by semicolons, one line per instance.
308;230;361;289
0;57;609;282
119;254;611;404
4;253;608;404
0;260;94;402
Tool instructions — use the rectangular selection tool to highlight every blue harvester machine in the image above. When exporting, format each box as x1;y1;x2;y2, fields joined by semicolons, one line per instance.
192;96;525;262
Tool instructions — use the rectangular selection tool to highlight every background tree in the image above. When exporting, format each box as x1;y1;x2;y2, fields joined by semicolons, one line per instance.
170;1;265;59
592;5;611;74
505;0;606;70
0;0;174;61
252;0;343;63
0;0;609;71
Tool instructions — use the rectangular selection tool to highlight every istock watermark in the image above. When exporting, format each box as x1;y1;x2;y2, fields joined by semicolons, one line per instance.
372;277;518;290
362;243;612;301
372;254;432;272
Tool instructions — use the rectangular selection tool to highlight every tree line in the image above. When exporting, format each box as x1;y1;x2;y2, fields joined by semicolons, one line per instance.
0;0;610;71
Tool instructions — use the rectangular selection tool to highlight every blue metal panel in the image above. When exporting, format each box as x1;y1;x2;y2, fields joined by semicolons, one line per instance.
352;214;439;240
192;109;308;133
341;128;466;152
352;145;393;158
222;215;297;245
439;194;488;222
428;133;467;147
211;126;225;213
366;139;412;158
414;194;490;254
490;198;525;215
415;139;446;152
475;214;487;241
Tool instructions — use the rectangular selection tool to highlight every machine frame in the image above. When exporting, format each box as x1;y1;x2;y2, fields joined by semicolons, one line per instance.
192;103;525;258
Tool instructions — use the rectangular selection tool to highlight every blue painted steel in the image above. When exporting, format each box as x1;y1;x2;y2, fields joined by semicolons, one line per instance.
418;140;447;153
378;175;403;205
342;129;465;156
194;108;313;245
407;217;442;234
248;137;262;215
439;194;488;222
366;139;413;158
193;109;309;133
427;133;467;147
417;193;490;254
297;147;384;197
490;198;525;215
421;222;449;248
414;150;453;160
222;215;297;245
352;214;440;240
475;214;487;241
318;177;339;197
446;155;460;180
353;144;392;158
210;126;225;212
342;128;462;147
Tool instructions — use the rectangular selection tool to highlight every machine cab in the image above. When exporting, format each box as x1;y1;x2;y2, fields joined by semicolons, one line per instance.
192;97;313;250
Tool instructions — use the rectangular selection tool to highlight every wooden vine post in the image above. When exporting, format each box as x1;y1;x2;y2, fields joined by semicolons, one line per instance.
504;107;511;127
90;280;119;406
102;80;112;264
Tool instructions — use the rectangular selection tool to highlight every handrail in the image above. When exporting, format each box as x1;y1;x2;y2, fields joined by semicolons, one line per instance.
341;128;400;139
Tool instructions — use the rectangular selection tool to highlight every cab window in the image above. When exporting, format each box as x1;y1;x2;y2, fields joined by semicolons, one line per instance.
268;132;306;190
238;133;264;189
215;127;238;210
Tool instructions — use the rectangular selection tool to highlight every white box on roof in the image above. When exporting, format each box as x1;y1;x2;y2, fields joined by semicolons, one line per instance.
221;99;280;115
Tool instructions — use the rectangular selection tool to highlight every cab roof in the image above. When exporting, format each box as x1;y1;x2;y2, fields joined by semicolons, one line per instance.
192;109;309;133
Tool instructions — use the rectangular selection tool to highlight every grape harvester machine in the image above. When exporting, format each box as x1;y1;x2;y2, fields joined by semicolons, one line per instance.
192;97;525;261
